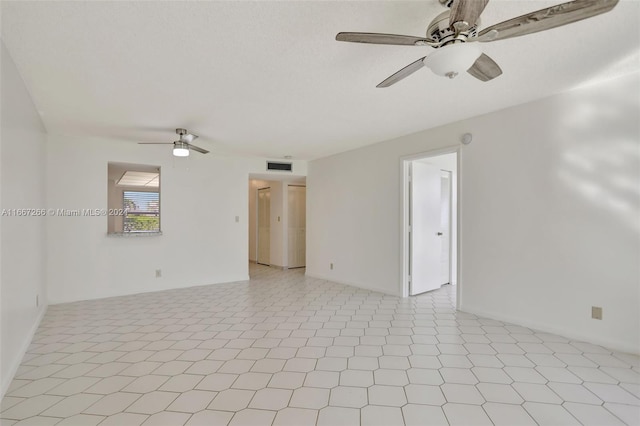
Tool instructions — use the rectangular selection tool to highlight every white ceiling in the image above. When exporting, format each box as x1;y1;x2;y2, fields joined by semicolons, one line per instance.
2;1;639;160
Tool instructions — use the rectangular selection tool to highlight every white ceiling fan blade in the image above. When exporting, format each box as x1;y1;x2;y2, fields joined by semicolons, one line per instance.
138;142;174;145
336;32;437;47
377;57;427;88
477;0;619;42
187;143;209;154
467;53;503;81
449;0;490;30
182;133;199;143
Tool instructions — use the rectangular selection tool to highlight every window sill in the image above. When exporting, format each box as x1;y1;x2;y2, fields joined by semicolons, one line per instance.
107;231;163;237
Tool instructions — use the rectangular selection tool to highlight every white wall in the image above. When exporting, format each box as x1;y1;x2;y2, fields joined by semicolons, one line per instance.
0;42;48;396
307;72;640;354
46;135;307;304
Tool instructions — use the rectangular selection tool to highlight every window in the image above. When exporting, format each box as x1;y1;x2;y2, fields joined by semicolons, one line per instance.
107;162;161;235
123;191;160;233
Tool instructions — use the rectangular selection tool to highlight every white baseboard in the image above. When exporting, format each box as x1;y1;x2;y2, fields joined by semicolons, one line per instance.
270;265;287;271
460;304;639;356
305;272;399;297
1;305;47;399
48;275;251;305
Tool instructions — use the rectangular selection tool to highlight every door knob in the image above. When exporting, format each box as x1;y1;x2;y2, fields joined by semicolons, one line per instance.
437;232;443;236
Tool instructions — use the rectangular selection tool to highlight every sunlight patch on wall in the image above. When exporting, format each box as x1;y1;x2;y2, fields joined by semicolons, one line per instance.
572;50;640;91
557;75;640;234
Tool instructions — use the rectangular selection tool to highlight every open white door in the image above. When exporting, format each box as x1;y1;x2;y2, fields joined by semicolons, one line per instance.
257;187;271;266
410;161;442;295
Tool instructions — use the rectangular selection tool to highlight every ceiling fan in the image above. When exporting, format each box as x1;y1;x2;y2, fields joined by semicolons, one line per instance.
336;0;619;87
138;128;209;157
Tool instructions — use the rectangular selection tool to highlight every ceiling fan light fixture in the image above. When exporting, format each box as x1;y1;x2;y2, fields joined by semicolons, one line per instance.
423;43;482;78
173;141;190;157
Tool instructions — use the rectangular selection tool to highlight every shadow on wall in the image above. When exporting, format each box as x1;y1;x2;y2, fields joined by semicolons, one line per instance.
556;75;640;234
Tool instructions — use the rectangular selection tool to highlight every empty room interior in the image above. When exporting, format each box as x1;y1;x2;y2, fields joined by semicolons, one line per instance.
1;1;639;425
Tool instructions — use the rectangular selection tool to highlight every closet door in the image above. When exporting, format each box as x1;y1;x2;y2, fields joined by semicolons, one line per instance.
287;185;306;268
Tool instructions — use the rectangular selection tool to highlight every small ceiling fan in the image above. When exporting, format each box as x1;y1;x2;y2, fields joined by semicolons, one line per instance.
138;128;209;157
336;0;619;87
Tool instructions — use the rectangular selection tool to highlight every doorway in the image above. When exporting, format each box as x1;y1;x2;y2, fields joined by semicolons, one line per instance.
248;177;306;271
257;187;271;266
402;150;458;301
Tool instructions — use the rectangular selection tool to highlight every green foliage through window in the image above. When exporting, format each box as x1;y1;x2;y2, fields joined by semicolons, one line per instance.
123;191;160;233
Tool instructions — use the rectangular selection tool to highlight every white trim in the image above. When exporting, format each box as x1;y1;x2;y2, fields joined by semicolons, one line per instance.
460;305;639;356
455;149;463;311
305;272;399;297
401;159;411;298
441;170;454;287
256;186;270;267
47;275;251;306
399;146;461;309
254;188;259;263
1;305;47;398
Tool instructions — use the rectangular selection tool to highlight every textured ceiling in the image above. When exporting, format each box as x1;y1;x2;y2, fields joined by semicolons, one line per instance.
2;1;639;160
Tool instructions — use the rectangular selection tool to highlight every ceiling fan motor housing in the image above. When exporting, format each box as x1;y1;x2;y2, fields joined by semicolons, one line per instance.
428;11;478;46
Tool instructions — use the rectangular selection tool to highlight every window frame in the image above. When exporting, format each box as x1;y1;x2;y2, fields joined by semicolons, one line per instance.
122;189;161;234
107;162;162;236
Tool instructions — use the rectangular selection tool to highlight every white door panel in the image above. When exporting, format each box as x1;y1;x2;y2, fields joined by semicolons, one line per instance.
410;162;442;295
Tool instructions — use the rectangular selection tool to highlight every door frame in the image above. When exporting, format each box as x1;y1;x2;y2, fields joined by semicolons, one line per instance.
440;169;453;286
256;186;271;266
400;146;461;309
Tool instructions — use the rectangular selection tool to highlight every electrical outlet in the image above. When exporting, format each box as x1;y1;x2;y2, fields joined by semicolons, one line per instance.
155;269;162;278
36;295;39;307
235;216;239;223
330;263;334;270
278;216;281;222
592;306;602;320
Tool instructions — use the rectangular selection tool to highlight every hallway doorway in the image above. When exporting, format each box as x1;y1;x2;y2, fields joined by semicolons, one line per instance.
248;176;306;271
402;150;458;301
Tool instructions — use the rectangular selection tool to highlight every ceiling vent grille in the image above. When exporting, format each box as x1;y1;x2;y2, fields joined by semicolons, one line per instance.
267;162;293;172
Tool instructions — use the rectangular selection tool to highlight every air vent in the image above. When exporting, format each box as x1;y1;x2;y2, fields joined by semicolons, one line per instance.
267;161;293;172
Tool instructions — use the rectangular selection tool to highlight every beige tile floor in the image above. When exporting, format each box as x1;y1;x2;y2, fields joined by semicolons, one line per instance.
1;264;639;425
